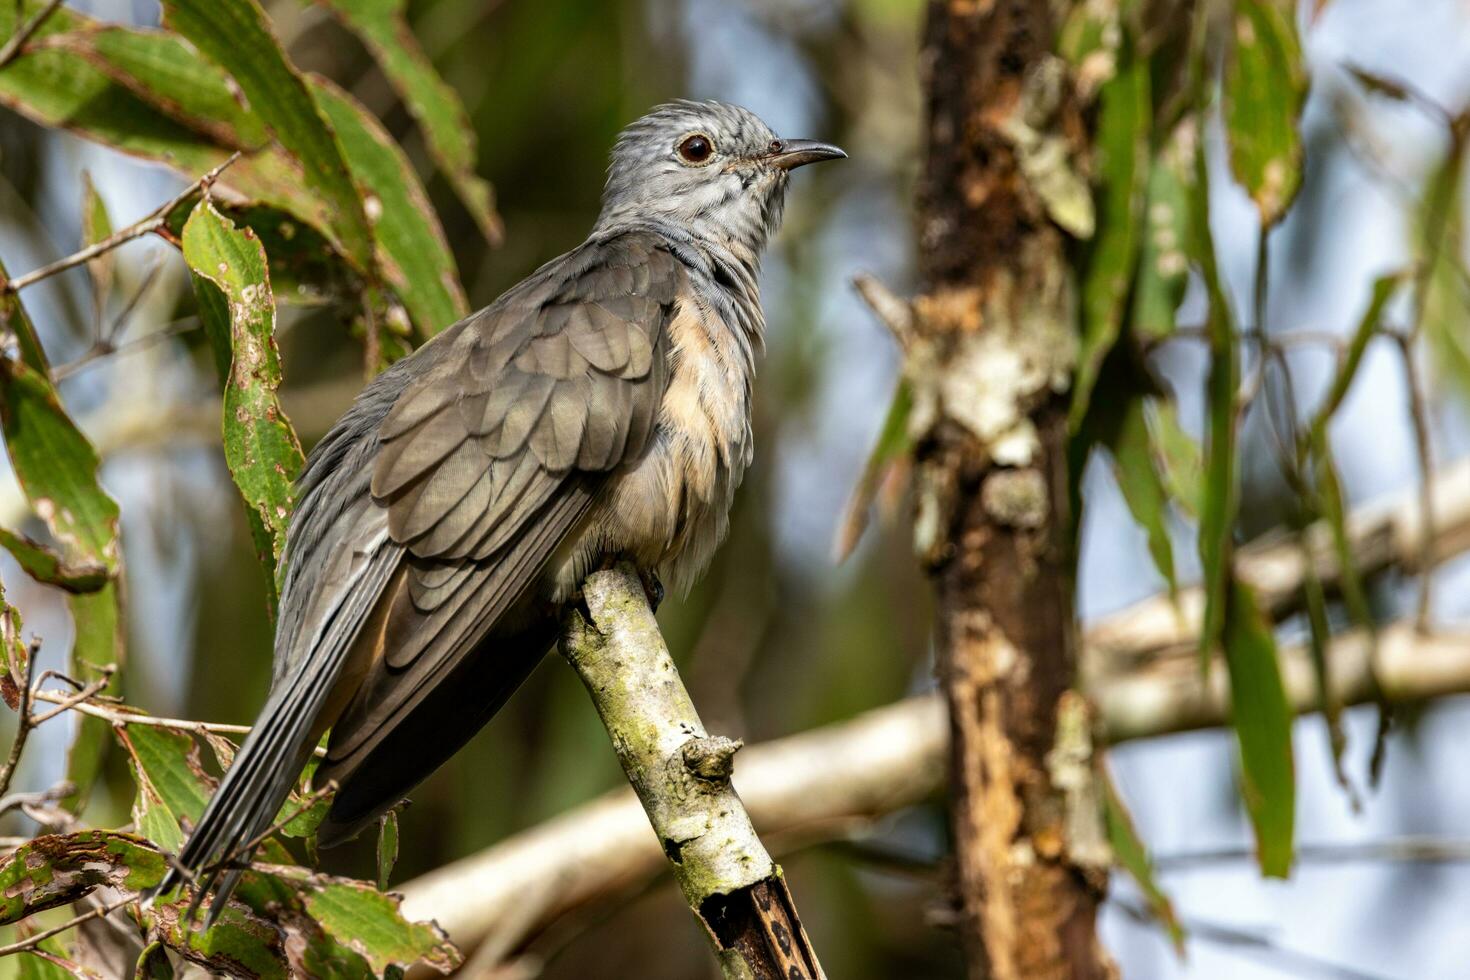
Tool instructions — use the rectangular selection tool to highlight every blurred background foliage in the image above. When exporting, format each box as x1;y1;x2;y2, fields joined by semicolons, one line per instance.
0;0;1468;977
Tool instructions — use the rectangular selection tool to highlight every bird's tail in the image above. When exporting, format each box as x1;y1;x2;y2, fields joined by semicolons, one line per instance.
153;542;400;924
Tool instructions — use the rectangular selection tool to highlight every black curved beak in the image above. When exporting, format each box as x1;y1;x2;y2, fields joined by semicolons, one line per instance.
769;139;847;171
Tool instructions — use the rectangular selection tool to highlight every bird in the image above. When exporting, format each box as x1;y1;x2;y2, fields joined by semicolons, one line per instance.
159;100;845;918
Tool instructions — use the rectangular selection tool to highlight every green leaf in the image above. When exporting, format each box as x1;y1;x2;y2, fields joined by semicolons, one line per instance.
1072;51;1151;428
1300;552;1351;793
1103;774;1183;952
300;877;460;974
376;810;399;891
313;0;502;243
1310;273;1402;431
1104;395;1176;595
0;831;166;925
0;359;120;571
117;725;215;853
134;941;175;980
182;200;305;591
79;170;114;327
1222;580;1295;877
64;584;124;810
1143;397;1202;519
33;15;464;337
36;26;270;150
1416;134;1470;399
1188;135;1239;661
310;77;468;335
833;378;911;562
17;937;86;980
150;898;289;980
0;3;330;235
1130;126;1194;341
0;254;49;375
0;527;108;592
159;0;376;273
1222;0;1307;224
0;588;28;711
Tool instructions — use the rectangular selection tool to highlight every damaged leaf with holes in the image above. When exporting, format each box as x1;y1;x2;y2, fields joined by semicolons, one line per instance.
0;831;166;924
182;200;305;599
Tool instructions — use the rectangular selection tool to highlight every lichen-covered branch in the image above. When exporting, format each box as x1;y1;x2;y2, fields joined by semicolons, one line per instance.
558;564;825;980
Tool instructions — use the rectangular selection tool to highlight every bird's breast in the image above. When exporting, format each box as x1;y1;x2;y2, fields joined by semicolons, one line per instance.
584;297;755;596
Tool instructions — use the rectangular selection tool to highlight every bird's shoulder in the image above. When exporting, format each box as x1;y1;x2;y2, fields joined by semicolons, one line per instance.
365;229;684;560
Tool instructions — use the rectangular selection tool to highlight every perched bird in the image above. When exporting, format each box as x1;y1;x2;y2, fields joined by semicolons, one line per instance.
161;100;844;915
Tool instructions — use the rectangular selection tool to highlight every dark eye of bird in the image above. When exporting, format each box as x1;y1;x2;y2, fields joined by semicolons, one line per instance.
768;139;784;154
677;134;713;164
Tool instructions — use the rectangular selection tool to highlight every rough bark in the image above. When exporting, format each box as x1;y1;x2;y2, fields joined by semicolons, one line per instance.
558;564;824;980
914;2;1111;977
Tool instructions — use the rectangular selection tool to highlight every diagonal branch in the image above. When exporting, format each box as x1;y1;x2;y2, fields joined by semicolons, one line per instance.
557;564;825;980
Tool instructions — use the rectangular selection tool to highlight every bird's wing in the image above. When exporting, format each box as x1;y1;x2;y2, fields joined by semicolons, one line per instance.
167;232;682;906
315;232;680;812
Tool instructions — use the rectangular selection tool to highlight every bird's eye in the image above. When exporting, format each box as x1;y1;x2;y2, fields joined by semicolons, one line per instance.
768;139;784;154
676;133;715;166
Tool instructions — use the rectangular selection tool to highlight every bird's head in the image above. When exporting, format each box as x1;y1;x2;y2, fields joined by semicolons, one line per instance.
595;100;845;261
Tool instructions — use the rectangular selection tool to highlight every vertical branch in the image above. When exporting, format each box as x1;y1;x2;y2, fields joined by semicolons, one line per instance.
559;564;825;980
914;2;1111;977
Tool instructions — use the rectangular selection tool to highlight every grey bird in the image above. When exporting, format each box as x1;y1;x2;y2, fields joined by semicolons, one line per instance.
160;100;844;916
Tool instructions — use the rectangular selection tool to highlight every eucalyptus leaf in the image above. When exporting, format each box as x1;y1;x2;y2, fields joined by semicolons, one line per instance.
1223;0;1307;224
1221;580;1295;877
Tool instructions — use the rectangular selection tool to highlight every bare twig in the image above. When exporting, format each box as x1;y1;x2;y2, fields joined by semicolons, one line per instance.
0;638;40;800
0;780;75;816
1390;331;1438;630
1156;836;1470;870
25;687;328;759
27;664;115;726
52;316;202;382
0;0;63;69
0;154;239;295
852;273;914;349
0;894;134;958
1111;895;1392;980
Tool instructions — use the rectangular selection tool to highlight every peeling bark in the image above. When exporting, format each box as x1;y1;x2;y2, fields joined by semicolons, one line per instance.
915;2;1113;977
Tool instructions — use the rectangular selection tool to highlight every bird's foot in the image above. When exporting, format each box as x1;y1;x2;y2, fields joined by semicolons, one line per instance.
637;568;665;612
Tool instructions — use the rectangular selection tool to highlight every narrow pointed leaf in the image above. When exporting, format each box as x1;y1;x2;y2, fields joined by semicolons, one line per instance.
1103;775;1183;952
1072;51;1150;427
376;810;399;891
0;2;330;234
833;378;911;562
1223;0;1307;224
1105;395;1176;595
310;77;468;335
160;0;375;273
313;0;502;243
1222;580;1295;876
1131;127;1194;341
79;170;114;326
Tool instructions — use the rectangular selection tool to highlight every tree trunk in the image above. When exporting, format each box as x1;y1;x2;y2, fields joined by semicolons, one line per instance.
914;2;1113;977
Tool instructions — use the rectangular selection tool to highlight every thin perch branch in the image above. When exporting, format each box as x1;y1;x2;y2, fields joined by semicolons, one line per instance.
558;563;825;980
0;154;239;295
